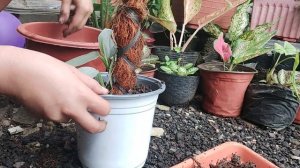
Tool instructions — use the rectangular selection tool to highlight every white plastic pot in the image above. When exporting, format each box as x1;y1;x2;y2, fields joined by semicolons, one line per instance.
77;74;165;168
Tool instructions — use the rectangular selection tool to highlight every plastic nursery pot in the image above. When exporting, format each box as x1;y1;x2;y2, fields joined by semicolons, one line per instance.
17;22;105;71
198;62;257;117
155;70;200;106
153;46;199;65
171;142;278;168
138;65;157;78
77;73;165;168
242;83;299;130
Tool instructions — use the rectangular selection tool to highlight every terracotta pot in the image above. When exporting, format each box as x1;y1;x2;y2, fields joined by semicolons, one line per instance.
171;142;278;168
0;0;11;11
294;107;300;124
172;0;240;30
17;22;105;71
138;65;157;78
251;0;300;42
199;62;256;117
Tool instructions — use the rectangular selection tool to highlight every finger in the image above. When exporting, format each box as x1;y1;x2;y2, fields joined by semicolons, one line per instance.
71;110;107;133
87;94;111;116
63;7;91;36
70;66;109;94
59;0;72;24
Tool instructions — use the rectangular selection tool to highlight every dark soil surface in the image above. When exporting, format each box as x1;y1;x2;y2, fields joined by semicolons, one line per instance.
0;95;300;168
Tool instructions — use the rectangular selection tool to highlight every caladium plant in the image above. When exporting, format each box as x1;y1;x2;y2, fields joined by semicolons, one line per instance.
160;56;199;76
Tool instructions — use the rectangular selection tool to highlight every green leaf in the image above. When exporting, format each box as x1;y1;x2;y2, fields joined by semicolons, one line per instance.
233;47;273;64
177;67;187;76
183;63;194;69
183;0;202;25
65;51;99;67
148;0;177;33
160;66;173;74
169;62;179;72
274;43;285;54
203;23;223;38
98;29;117;58
284;41;297;56
165;55;170;62
95;73;105;87
78;67;100;78
187;67;199;75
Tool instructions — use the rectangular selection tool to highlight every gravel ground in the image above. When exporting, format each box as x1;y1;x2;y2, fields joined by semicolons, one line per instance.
0;95;299;168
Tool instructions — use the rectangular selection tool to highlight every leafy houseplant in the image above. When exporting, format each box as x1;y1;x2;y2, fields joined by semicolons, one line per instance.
242;41;300;130
149;0;248;53
67;1;166;167
198;0;275;117
155;56;200;105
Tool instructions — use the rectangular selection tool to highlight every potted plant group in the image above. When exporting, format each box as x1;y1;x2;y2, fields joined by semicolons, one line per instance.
149;0;247;65
67;1;165;167
198;0;275;117
242;41;300;130
155;56;199;105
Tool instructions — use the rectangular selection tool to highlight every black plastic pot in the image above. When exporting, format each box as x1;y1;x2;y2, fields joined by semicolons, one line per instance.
153;46;199;65
155;70;200;105
242;83;299;130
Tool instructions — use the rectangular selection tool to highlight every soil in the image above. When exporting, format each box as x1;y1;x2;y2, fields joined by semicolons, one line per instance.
209;154;256;168
0;95;300;168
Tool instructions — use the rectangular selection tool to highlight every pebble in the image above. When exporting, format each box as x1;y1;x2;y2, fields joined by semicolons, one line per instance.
8;126;23;135
292;149;300;156
1;119;10;127
156;105;170;111
13;162;25;168
151;127;165;138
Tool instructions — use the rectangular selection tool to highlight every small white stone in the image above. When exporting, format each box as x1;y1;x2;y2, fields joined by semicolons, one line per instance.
13;162;25;168
156;104;170;111
8;126;23;135
36;123;43;128
151;127;165;138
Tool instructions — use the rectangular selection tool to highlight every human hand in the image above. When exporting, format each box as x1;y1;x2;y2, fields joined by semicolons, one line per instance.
59;0;93;37
0;46;110;133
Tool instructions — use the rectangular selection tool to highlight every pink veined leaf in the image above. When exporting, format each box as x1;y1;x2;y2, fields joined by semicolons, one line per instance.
213;33;232;62
183;0;202;25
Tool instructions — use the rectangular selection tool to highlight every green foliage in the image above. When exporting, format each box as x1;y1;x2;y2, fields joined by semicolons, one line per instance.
90;0;115;29
266;41;299;100
160;56;198;76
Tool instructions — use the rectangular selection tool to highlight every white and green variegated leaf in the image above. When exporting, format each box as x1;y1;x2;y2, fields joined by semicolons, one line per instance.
233;47;272;64
274;43;285;54
284;41;297;56
65;51;99;67
98;28;117;58
78;67;99;78
183;0;202;25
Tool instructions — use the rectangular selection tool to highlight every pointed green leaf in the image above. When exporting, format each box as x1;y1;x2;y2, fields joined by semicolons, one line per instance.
66;51;99;67
160;66;173;74
284;41;297;56
187;67;199;75
274;43;285;55
78;67;99;78
98;28;117;58
177;67;187;76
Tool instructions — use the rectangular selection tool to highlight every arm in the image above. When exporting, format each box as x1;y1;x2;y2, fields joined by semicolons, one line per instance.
0;46;110;133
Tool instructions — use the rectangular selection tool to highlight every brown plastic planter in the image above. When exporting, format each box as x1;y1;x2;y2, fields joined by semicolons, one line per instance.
17;22;105;71
171;142;278;168
199;62;256;117
172;0;240;30
251;0;300;42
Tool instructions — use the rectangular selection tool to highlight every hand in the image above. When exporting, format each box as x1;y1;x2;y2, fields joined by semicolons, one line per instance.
59;0;93;37
0;46;110;133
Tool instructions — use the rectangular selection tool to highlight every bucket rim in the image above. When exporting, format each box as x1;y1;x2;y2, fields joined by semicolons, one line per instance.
17;22;100;49
198;62;258;74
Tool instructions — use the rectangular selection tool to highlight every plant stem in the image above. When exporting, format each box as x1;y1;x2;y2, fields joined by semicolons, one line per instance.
172;33;178;47
229;63;234;71
181;0;247;52
170;32;174;50
178;23;186;49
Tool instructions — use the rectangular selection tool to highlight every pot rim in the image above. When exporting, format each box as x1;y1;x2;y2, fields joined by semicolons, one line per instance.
101;73;165;100
157;69;199;78
17;22;100;49
198;62;258;74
